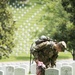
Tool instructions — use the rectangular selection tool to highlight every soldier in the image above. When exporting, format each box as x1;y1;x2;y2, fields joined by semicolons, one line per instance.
30;35;67;75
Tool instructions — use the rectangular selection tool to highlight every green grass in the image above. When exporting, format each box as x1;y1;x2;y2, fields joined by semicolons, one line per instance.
0;0;72;62
0;52;72;62
58;52;72;59
0;53;30;62
10;2;46;53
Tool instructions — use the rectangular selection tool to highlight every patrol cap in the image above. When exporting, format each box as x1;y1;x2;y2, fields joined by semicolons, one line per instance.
58;41;67;51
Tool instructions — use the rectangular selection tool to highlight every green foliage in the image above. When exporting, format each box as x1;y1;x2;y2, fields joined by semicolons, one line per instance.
0;53;30;62
0;0;16;59
38;0;69;37
62;0;75;24
61;0;75;56
0;0;73;61
37;0;75;55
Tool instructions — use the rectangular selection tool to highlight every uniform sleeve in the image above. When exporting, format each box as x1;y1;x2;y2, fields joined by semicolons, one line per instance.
50;52;58;67
34;41;49;50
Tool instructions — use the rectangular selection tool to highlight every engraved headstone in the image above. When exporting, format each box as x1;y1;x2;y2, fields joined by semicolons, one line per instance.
14;67;26;75
6;66;15;75
45;68;59;75
61;65;73;75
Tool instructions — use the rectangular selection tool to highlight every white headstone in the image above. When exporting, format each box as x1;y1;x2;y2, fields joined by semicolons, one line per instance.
56;62;62;70
14;67;26;75
20;64;29;74
2;65;7;75
62;62;69;66
69;61;75;75
6;66;15;75
61;65;73;75
45;68;59;75
31;63;36;74
0;66;2;70
0;70;4;75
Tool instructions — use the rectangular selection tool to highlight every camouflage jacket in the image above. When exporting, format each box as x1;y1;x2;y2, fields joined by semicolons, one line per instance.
30;41;58;68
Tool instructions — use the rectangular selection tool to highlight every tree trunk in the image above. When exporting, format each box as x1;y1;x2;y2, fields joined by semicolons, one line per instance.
73;50;75;60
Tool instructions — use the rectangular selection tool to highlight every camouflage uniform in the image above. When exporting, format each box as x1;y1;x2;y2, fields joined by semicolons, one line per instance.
30;36;67;75
30;37;58;68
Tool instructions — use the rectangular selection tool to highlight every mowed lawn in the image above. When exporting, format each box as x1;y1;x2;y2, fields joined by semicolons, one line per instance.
58;52;72;59
0;52;72;62
0;0;73;62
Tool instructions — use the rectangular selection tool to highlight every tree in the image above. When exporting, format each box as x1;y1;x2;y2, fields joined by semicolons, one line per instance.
62;0;75;25
38;0;69;38
0;0;16;59
38;0;75;59
61;0;75;60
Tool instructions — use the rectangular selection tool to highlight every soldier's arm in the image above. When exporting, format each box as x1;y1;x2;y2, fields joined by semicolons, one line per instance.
51;53;58;67
34;41;49;50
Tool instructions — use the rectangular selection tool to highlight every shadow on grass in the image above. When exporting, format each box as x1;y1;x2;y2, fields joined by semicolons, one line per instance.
15;56;30;61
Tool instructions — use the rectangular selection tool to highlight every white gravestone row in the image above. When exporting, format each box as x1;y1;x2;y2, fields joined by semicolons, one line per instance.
0;62;30;75
0;61;74;75
45;61;75;75
45;65;73;75
30;61;75;75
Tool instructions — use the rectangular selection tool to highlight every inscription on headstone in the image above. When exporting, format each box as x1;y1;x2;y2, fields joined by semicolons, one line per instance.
45;68;59;75
61;65;73;75
6;66;15;75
